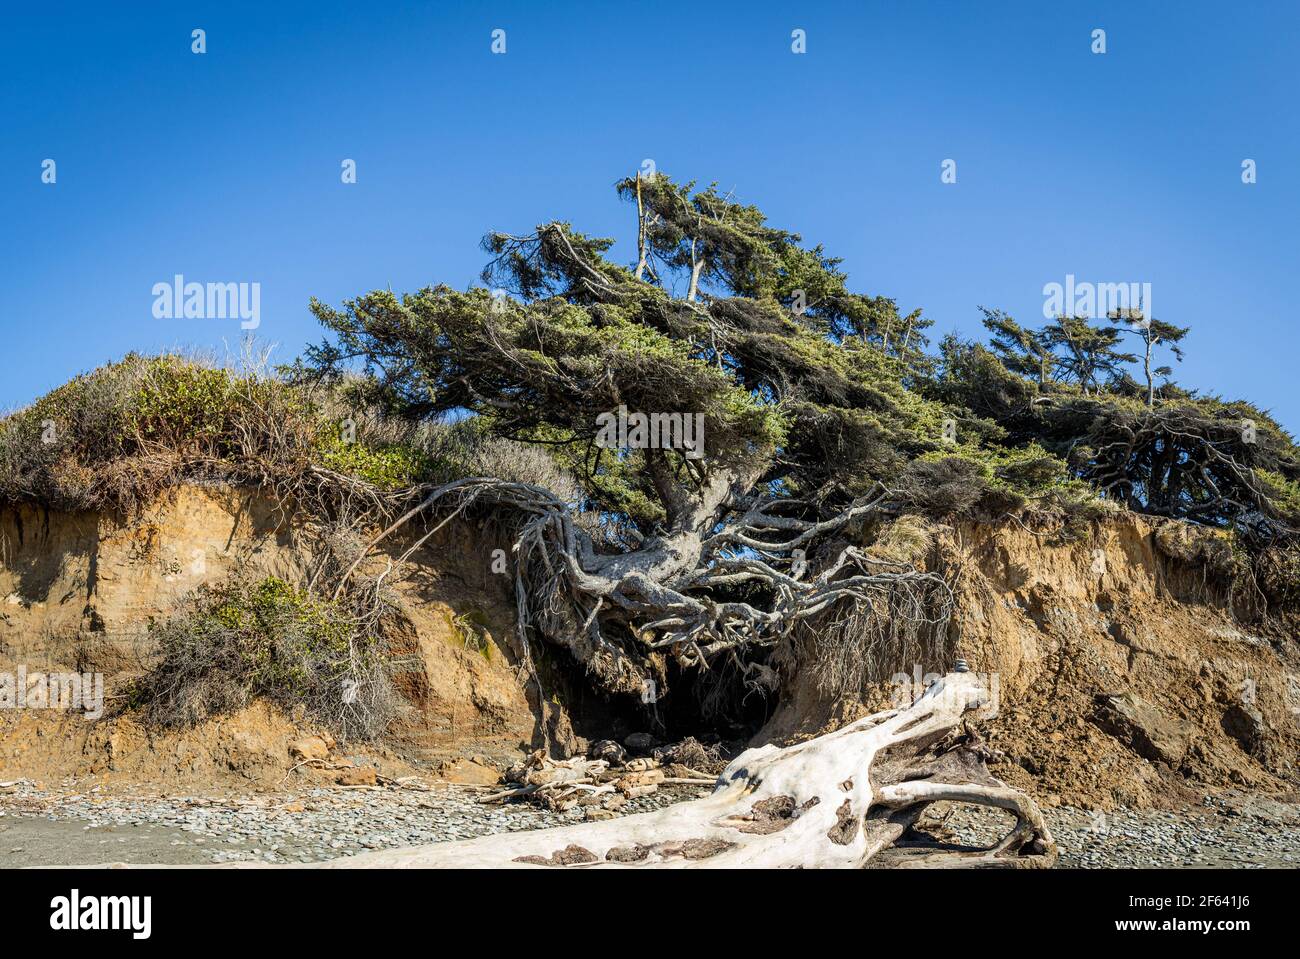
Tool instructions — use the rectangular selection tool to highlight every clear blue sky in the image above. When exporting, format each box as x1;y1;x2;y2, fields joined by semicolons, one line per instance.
3;1;1297;429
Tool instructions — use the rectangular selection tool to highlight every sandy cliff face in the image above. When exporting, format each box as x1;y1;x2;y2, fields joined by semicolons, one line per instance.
768;512;1300;809
2;488;309;666
0;486;534;786
2;489;1297;808
951;514;1299;808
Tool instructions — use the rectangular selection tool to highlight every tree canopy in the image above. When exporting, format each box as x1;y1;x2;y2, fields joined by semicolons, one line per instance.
287;172;1300;709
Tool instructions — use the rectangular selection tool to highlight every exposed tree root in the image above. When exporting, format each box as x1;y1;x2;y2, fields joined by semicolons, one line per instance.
326;475;953;709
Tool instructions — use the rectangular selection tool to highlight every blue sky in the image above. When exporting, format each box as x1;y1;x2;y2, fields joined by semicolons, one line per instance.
3;1;1297;428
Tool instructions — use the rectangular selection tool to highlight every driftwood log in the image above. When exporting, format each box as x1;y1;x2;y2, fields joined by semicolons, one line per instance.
307;671;1055;869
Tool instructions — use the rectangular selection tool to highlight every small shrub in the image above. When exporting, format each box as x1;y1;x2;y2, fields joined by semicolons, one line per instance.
127;357;236;448
897;442;1104;531
128;576;402;741
896;454;1000;516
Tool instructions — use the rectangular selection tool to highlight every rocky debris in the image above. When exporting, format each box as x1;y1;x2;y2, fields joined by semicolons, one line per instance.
5;779;1298;868
288;735;334;762
434;757;501;786
589;735;726;777
588;740;627;766
910;792;1300;868
335;766;378;787
506;752;608;788
487;747;711;813
624;732;658;753
1090;692;1194;765
1220;702;1268;759
492;752;619;811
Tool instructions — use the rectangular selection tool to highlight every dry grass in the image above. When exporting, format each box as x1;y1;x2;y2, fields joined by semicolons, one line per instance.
0;350;584;521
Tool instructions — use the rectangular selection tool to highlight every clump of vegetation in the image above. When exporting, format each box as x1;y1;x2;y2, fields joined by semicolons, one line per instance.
128;576;402;740
0;353;319;512
315;430;433;490
934;332;1300;538
0;350;583;520
895;444;1113;540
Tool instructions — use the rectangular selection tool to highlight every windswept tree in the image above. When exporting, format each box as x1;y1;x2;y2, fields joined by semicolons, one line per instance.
1114;313;1189;407
302;174;957;708
937;314;1300;537
1040;315;1137;394
298;171;1300;719
616;173;934;369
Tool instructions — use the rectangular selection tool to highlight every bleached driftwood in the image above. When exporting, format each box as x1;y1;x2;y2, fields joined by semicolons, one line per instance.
306;672;1055;869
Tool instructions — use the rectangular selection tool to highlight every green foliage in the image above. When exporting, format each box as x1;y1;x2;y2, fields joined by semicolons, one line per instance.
315;430;433;490
0;354;318;510
1257;470;1300;520
126;357;240;446
299;171;1300;550
0;352;478;509
202;577;355;693
897;442;1088;519
1040;315;1138;393
980;308;1055;384
933;321;1300;539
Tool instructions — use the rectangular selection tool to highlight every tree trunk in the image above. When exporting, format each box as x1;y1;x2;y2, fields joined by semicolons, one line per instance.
687;241;704;302
634;172;648;282
1144;335;1154;408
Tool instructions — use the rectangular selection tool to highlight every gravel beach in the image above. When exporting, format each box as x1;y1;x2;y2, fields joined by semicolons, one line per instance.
934;794;1300;868
0;779;710;866
2;780;1297;868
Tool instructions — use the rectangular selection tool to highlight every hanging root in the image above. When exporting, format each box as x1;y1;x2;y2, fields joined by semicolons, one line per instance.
275;672;1054;869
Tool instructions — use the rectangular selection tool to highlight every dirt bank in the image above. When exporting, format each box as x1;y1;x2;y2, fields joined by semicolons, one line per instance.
1;485;534;790
3;488;1298;811
765;512;1300;809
